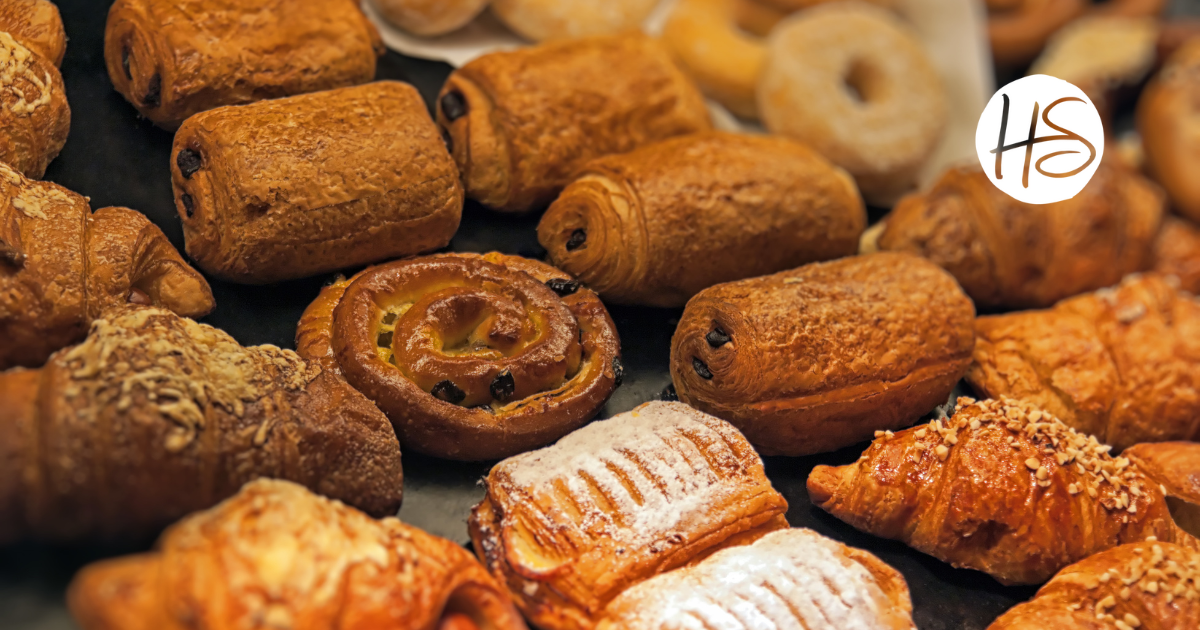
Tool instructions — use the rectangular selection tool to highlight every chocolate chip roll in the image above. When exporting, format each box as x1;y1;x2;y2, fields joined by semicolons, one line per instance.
538;132;866;307
0;30;69;179
104;0;383;130
671;252;976;456
297;252;622;461
171;81;463;284
436;33;712;213
0;0;66;67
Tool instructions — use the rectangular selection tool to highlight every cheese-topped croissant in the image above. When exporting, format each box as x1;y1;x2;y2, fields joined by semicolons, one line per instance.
808;397;1196;586
470;401;789;630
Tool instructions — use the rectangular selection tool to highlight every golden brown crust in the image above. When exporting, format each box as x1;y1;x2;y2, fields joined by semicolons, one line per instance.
537;132;866;307
68;479;526;630
671;252;976;457
0;31;69;179
966;274;1200;451
436;33;712;213
1140;39;1200;224
0;307;404;544
987;0;1088;66
297;252;622;461
1152;216;1200;294
103;0;383;130
879;162;1165;309
0;164;213;370
370;0;490;36
0;0;65;66
808;397;1195;586
469;401;789;630
1125;442;1200;537
171;81;462;284
987;541;1200;630
490;0;659;42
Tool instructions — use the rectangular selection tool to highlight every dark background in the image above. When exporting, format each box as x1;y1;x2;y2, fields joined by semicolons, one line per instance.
3;1;1195;628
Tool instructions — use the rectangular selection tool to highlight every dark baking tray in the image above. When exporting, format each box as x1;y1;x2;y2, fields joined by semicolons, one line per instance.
5;2;1196;628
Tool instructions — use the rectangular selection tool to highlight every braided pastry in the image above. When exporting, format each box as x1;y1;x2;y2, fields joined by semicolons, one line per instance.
0;28;69;178
297;252;621;461
0;0;65;66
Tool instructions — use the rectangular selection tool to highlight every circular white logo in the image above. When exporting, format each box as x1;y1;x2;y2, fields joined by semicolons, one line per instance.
975;75;1104;205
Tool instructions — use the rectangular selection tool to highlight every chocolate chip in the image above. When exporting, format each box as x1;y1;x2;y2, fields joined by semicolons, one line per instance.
0;241;25;269
180;192;194;217
441;127;453;153
490;370;515;401
472;404;495;414
376;330;393;348
441;91;467;121
693;357;713;380
381;312;397;325
658;383;678;401
122;46;132;80
431;380;466;404
565;229;587;251
545;278;580;297
612;357;624;387
143;73;161;108
177;149;202;179
706;326;731;348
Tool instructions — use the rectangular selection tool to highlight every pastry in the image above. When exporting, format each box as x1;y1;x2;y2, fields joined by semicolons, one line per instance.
537;132;866;307
370;0;490;36
808;397;1195;586
296;252;621;461
0;0;65;66
877;161;1164;309
68;479;526;630
1126;442;1200;538
0;307;404;544
966;273;1200;451
0;29;69;179
597;528;916;630
490;0;659;43
757;3;947;205
987;0;1087;67
470;401;790;630
1140;38;1200;223
671;252;975;457
1152;216;1200;294
103;0;383;129
987;540;1200;629
1;163;213;370
171;81;462;284
436;33;712;213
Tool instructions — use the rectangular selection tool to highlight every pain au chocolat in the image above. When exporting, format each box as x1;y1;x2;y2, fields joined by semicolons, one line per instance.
671;252;976;456
470;401;789;630
297;252;621;461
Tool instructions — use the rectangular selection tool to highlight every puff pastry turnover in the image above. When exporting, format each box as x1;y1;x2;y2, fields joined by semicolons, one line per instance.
809;397;1196;586
69;479;527;630
470;401;789;630
1126;442;1200;538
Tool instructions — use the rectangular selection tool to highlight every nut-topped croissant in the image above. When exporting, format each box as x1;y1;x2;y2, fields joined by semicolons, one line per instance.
0;0;65;66
1;163;213;370
470;401;789;630
297;252;621;461
0;307;404;544
987;540;1200;629
68;479;527;630
0;27;69;178
966;273;1200;451
808;397;1196;586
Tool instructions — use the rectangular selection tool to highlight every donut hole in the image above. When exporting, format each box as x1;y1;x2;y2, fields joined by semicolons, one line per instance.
843;58;884;105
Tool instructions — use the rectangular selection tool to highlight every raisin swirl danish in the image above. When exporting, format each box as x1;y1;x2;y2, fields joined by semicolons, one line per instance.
297;252;621;461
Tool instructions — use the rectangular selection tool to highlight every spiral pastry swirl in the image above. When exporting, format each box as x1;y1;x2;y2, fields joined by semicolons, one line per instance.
298;252;622;461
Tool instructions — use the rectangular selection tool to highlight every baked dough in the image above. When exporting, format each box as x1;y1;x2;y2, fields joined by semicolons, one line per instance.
1152;216;1200;294
0;30;69;179
470;401;789;630
538;132;866;307
172;81;462;284
1125;442;1200;538
371;0;490;36
671;252;975;456
104;0;383;129
1140;38;1200;223
68;479;526;630
491;0;659;42
0;0;65;66
437;33;711;213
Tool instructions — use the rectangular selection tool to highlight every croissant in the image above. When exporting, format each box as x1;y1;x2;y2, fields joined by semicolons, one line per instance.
171;81;462;284
1;163;213;370
68;479;527;630
877;162;1164;309
103;0;383;129
0;0;65;66
297;252;621;461
537;132;867;307
1152;217;1200;295
1139;38;1200;223
470;401;790;630
808;396;1196;586
987;540;1200;629
436;33;712;213
0;28;69;179
1126;442;1200;538
966;273;1200;451
597;528;916;630
0;307;405;544
671;252;976;457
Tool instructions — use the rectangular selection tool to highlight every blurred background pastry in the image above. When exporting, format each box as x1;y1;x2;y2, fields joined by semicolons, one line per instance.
371;0;491;36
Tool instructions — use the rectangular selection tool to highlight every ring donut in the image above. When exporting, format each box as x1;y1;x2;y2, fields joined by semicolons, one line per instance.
757;3;946;205
369;0;490;36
